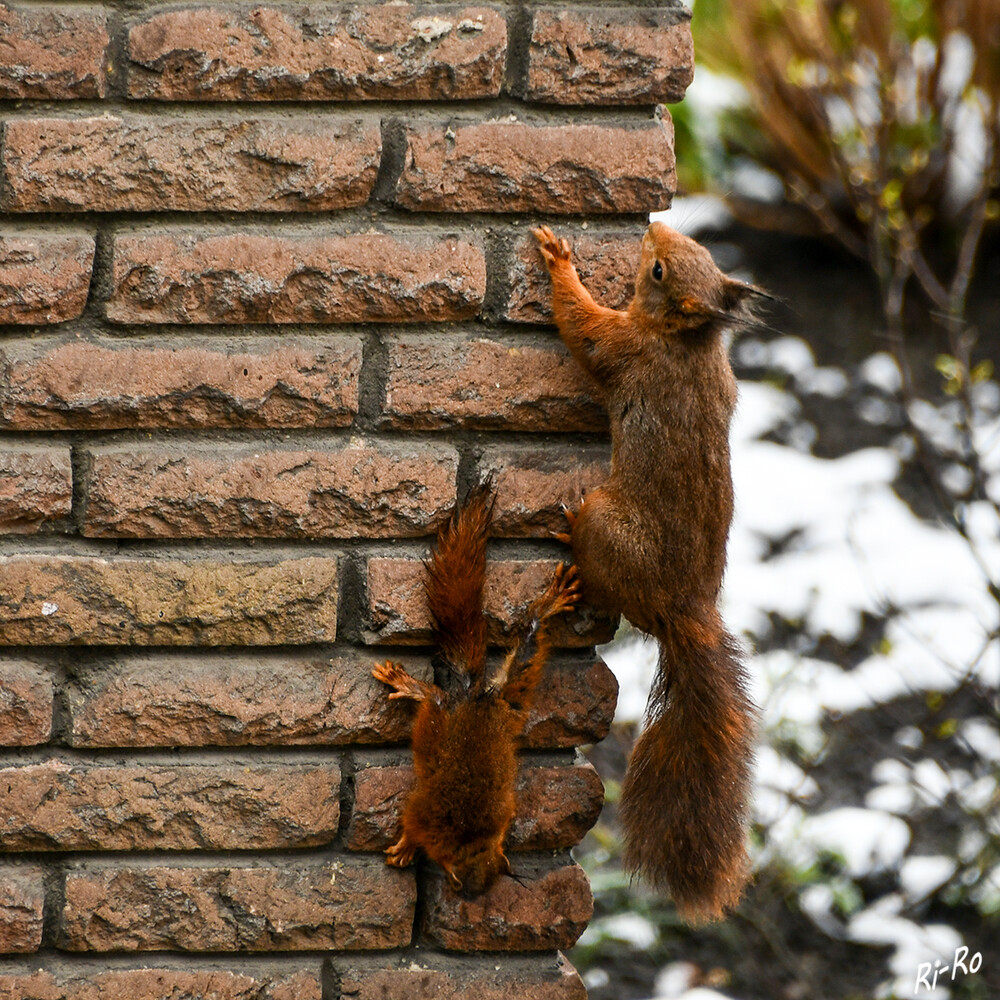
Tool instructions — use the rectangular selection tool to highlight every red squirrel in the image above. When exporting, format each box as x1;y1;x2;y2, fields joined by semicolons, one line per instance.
372;482;580;894
534;221;763;923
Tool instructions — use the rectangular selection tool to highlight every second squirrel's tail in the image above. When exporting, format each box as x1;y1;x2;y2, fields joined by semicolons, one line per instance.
619;615;756;923
424;482;494;677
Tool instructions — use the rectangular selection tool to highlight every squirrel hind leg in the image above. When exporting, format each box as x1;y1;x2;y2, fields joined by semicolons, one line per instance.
372;661;442;704
385;831;418;868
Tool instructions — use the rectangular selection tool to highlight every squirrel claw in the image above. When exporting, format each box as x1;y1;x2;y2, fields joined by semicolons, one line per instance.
385;834;417;868
533;225;572;268
551;530;572;545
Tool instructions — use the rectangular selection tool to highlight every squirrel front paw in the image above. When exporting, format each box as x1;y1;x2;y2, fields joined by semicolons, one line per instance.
533;225;572;269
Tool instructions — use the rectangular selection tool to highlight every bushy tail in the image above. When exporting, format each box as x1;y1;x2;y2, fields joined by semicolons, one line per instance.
619;617;756;924
423;482;495;677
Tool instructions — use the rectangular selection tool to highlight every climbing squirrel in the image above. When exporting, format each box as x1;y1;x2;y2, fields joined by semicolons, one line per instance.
534;221;764;923
372;482;580;894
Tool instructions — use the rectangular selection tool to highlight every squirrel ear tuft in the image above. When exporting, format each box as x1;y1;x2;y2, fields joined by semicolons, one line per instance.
722;277;773;313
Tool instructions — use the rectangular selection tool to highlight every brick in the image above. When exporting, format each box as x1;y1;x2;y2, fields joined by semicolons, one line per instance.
0;234;94;324
0;337;360;431
0;448;72;534
0;968;322;1000
0;867;44;954
0;6;109;99
381;335;605;432
106;233;485;325
61;863;415;951
67;653;427;748
0;555;338;646
0;760;340;851
503;230;642;324
347;762;603;852
366;557;612;647
521;658;618;749
0;662;53;746
526;8;694;105
128;5;506;101
396;119;675;213
339;955;586;1000
2;116;379;213
83;442;458;539
480;445;609;538
422;863;592;950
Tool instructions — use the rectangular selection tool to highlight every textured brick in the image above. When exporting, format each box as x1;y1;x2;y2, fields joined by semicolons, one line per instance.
2;116;379;213
381;335;605;431
396;119;675;213
366;557;611;647
0;555;338;646
67;653;428;748
0;337;360;431
0;662;53;746
0;234;95;325
83;442;458;539
128;5;506;101
0;868;44;954
503;230;641;324
0;968;322;1000
422;863;592;950
0;448;72;534
106;233;485;325
521;658;618;749
526;8;694;105
339;955;586;1000
347;763;603;852
0;6;109;99
480;445;609;538
61;863;415;952
0;760;340;851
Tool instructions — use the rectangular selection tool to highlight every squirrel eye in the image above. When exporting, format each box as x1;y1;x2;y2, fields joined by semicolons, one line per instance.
652;260;663;281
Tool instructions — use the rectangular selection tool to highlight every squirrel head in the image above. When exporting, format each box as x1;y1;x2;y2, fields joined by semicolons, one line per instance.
633;221;767;334
440;836;512;896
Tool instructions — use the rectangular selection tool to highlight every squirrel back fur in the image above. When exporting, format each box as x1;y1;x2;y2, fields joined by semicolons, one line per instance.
535;221;762;922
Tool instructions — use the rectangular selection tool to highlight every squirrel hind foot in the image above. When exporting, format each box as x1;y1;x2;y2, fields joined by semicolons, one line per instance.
385;833;418;868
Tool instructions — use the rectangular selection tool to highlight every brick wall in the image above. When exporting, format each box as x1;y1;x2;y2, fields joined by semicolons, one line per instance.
0;3;692;996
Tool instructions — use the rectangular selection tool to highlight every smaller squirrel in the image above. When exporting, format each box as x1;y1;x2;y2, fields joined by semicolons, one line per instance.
372;482;580;894
534;222;765;923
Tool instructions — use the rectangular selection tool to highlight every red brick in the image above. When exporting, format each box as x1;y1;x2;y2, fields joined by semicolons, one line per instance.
0;867;44;954
0;662;53;746
339;955;586;1000
0;967;322;1000
2;116;379;213
0;337;360;431
526;8;694;105
480;444;610;538
61;863;415;952
0;234;94;324
380;335;606;432
0;555;338;646
346;762;603;852
83;442;458;539
521;658;618;749
128;5;506;101
396;119;675;213
503;230;642;324
0;760;340;851
422;863;592;950
0;448;72;534
67;652;428;748
0;6;109;99
365;557;612;647
106;233;485;324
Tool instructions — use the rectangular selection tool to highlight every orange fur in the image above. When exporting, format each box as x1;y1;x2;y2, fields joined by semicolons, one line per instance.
373;484;580;895
535;223;762;922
